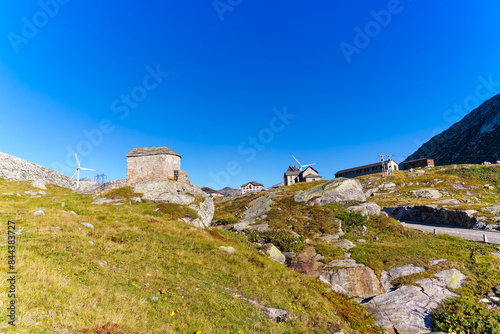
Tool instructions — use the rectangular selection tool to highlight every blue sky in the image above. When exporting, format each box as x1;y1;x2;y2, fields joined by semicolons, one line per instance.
1;1;500;189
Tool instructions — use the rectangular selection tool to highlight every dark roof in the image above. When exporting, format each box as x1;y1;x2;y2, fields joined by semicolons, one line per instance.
284;165;301;176
126;146;181;158
241;181;264;188
201;186;217;194
335;160;398;175
304;174;322;178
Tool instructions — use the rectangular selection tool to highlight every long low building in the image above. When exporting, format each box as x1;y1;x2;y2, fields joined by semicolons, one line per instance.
401;158;434;170
335;160;399;178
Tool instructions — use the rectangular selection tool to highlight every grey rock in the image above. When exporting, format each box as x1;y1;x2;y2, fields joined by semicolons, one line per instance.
429;259;448;265
364;283;458;334
264;244;286;264
483;205;500;215
294;178;366;206
245;223;270;232
334;239;356;251
31;180;47;189
33;208;45;216
151;297;159;302
219;246;235;254
383;205;479;228
380;182;396;189
380;265;426;291
326;259;364;268
434;269;466;289
320;262;384;298
347;202;381;216
320;234;340;243
409;188;442;199
91;198;123;205
133;180;214;228
80;222;94;230
439;199;460;204
364;188;379;197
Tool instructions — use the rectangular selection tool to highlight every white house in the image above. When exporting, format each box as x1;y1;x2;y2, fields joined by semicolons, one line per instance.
240;181;264;194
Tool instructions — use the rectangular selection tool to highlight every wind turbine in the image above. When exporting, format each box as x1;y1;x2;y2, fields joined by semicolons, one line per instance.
291;154;318;171
71;152;97;188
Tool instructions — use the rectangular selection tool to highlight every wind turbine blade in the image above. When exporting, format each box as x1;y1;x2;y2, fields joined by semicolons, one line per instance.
71;170;78;179
301;163;318;168
291;154;301;166
74;151;80;167
80;168;97;171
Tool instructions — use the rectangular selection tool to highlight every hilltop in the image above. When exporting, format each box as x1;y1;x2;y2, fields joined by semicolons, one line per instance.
404;93;500;165
2;151;500;333
0;177;377;333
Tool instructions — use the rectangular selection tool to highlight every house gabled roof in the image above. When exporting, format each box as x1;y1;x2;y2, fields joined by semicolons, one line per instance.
302;166;319;174
126;146;182;158
284;165;301;176
241;181;264;188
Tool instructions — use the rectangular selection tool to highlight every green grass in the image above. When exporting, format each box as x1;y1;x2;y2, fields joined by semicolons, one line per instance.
0;178;379;334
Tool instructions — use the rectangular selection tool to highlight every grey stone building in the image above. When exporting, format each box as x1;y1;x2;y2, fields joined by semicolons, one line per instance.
284;166;322;186
126;146;189;185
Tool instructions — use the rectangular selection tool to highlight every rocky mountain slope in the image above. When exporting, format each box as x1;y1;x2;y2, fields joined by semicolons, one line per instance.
0;151;75;189
404;93;500;165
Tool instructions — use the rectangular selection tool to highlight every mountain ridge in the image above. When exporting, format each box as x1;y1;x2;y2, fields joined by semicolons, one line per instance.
404;93;500;166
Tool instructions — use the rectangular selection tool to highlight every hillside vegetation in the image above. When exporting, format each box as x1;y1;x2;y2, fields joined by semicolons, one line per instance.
214;165;500;333
0;178;377;334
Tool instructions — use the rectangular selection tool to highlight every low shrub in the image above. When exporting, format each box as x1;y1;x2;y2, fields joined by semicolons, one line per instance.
244;229;306;252
432;296;500;333
336;211;367;233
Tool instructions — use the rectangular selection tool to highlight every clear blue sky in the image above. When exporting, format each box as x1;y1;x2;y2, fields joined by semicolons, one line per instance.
1;1;500;189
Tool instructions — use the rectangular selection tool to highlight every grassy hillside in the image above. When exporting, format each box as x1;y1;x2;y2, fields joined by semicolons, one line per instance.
213;168;500;332
0;178;378;334
359;164;500;210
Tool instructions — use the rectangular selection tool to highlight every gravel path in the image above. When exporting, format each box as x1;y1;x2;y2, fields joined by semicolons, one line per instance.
401;221;500;245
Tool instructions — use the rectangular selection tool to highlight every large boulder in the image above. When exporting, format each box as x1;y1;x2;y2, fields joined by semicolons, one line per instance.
380;265;426;291
294;178;366;206
319;259;384;298
364;282;458;334
132;180;214;228
383;205;479;228
364;269;466;333
347;202;381;216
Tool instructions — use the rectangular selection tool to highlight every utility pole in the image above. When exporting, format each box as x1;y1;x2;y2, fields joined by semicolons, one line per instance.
378;155;387;176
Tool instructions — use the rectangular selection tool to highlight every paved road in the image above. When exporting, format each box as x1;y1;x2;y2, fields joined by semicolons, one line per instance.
401;221;500;245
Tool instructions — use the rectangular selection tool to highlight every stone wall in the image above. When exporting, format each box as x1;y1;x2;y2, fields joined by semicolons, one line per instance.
127;154;181;185
175;170;189;183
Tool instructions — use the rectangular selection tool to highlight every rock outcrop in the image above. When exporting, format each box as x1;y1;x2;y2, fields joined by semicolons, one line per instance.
319;259;384;299
364;269;465;334
383;205;479;228
403;92;500;166
294;178;366;205
132;180;214;228
0;152;74;189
